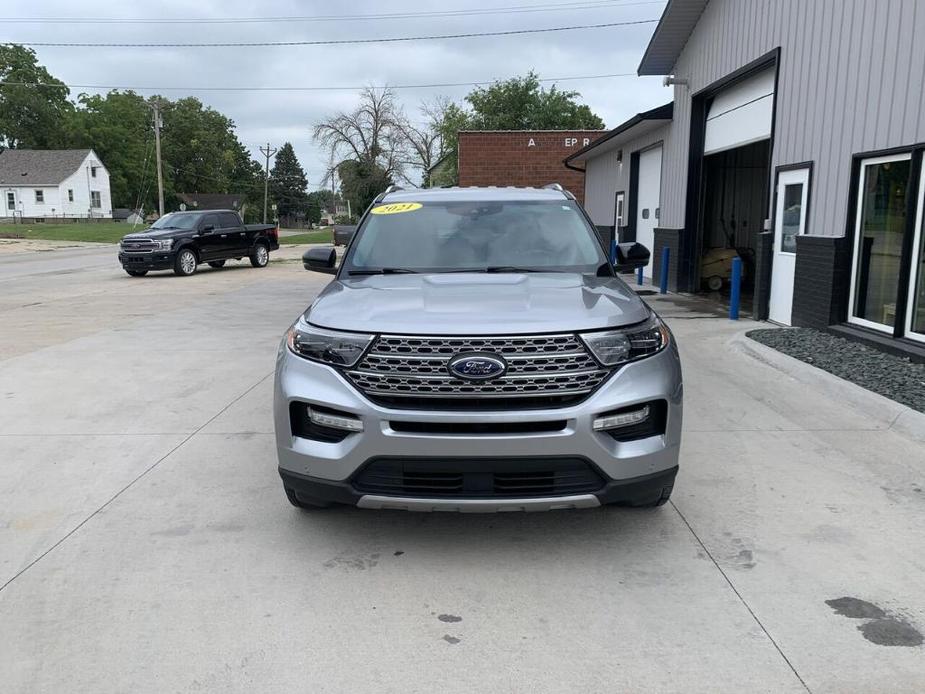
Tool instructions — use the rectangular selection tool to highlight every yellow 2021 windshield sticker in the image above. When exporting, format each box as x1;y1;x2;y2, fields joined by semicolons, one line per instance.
370;202;422;215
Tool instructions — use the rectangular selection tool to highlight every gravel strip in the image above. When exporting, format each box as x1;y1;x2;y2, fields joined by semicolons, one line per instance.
747;327;925;413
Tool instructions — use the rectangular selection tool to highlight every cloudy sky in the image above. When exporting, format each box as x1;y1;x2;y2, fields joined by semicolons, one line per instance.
6;0;671;189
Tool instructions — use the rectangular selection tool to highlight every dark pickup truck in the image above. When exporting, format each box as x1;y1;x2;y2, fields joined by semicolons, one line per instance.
118;209;279;277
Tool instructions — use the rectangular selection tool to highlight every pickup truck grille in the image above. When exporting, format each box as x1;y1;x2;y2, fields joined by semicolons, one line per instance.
344;333;610;408
120;238;157;253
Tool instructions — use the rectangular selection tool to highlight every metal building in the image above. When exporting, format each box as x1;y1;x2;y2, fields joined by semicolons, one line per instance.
570;0;925;359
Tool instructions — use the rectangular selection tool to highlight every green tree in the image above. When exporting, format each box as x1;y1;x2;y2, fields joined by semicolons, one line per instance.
269;142;308;220
465;72;605;131
157;96;261;208
65;90;154;209
305;197;322;226
0;44;72;148
337;159;391;217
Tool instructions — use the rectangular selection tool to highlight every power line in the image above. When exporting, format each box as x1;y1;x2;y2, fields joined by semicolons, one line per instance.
5;19;659;48
0;72;641;93
6;1;663;25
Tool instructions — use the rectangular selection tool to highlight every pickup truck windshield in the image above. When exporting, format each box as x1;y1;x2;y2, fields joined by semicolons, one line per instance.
343;200;607;274
150;212;204;230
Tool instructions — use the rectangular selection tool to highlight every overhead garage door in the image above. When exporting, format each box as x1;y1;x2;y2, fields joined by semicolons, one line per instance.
703;67;775;155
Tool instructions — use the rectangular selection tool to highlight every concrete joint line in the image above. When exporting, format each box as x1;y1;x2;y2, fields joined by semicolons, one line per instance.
0;370;275;595
670;501;813;694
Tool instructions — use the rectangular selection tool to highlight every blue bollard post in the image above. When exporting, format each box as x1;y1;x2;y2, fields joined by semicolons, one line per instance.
730;256;742;320
609;238;617;266
659;246;669;294
636;266;644;285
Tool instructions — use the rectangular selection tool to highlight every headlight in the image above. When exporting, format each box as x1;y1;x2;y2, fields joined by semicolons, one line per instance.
580;313;670;366
154;239;174;251
286;318;374;367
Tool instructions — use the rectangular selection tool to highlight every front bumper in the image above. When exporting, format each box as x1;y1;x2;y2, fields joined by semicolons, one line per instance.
119;251;176;270
274;340;682;511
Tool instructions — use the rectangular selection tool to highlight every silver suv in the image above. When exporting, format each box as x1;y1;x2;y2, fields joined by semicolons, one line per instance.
274;186;682;512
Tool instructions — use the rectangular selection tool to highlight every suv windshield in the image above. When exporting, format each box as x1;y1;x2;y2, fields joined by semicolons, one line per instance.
342;200;607;274
150;212;204;230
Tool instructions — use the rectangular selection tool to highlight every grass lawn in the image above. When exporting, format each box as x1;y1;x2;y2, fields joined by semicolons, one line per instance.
0;223;334;246
278;229;333;245
0;222;140;244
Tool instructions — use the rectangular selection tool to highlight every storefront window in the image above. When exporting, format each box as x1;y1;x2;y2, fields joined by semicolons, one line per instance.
907;174;925;341
850;157;910;330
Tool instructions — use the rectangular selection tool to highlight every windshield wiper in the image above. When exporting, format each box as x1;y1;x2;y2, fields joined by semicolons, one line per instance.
347;267;419;275
484;266;549;273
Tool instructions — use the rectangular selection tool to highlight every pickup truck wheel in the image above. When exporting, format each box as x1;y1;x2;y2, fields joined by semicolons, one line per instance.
174;248;197;276
208;260;226;268
250;243;269;268
285;486;331;510
125;269;147;277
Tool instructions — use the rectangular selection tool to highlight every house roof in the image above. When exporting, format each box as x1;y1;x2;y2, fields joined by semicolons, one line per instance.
112;208;142;219
176;193;245;210
638;0;710;75
563;103;673;165
0;149;95;185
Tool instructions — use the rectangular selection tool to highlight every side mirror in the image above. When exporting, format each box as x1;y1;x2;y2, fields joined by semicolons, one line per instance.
303;246;337;274
201;224;215;233
333;224;356;247
614;242;650;272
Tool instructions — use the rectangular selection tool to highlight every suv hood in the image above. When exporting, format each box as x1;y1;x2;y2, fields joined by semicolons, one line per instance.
306;273;650;335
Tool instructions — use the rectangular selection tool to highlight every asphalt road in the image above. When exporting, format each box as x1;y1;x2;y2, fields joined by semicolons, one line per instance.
1;249;924;693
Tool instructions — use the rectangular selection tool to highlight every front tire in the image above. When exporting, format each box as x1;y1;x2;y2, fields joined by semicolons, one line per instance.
125;269;147;277
250;243;269;268
174;248;197;276
208;260;226;268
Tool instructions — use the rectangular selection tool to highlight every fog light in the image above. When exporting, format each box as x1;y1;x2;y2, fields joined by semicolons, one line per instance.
308;407;364;432
593;405;649;431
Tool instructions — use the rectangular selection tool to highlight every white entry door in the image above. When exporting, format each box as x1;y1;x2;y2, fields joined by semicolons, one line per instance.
636;145;662;277
769;167;810;325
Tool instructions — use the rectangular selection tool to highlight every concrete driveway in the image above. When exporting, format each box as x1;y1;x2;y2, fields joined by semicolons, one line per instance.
1;248;923;693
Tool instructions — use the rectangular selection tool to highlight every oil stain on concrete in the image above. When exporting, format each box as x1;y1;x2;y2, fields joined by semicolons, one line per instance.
826;597;923;647
438;614;462;623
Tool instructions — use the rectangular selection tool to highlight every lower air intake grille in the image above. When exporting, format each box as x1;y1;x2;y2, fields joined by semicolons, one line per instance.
352;457;605;498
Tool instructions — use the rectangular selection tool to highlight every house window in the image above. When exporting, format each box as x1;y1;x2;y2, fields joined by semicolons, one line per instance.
90;191;101;209
35;190;44;204
91;166;97;178
68;189;74;203
6;192;14;210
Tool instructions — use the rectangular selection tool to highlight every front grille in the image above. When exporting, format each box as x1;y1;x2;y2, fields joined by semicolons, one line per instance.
388;420;567;435
352;457;605;498
345;333;610;408
120;238;157;253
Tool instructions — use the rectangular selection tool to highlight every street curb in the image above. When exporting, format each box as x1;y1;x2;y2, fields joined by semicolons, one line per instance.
729;331;925;443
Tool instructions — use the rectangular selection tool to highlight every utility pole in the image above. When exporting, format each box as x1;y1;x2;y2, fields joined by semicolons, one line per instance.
151;100;165;217
260;143;277;224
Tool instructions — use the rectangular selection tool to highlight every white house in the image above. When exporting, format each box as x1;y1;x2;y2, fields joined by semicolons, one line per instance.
0;149;113;220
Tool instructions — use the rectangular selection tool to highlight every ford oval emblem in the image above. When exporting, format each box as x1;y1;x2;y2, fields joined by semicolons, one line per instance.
448;353;507;381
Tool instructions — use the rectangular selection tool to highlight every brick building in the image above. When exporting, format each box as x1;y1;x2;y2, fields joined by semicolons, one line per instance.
456;130;605;204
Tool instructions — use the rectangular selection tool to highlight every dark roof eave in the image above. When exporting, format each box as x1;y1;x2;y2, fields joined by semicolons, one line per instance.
637;0;711;76
563;102;673;165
